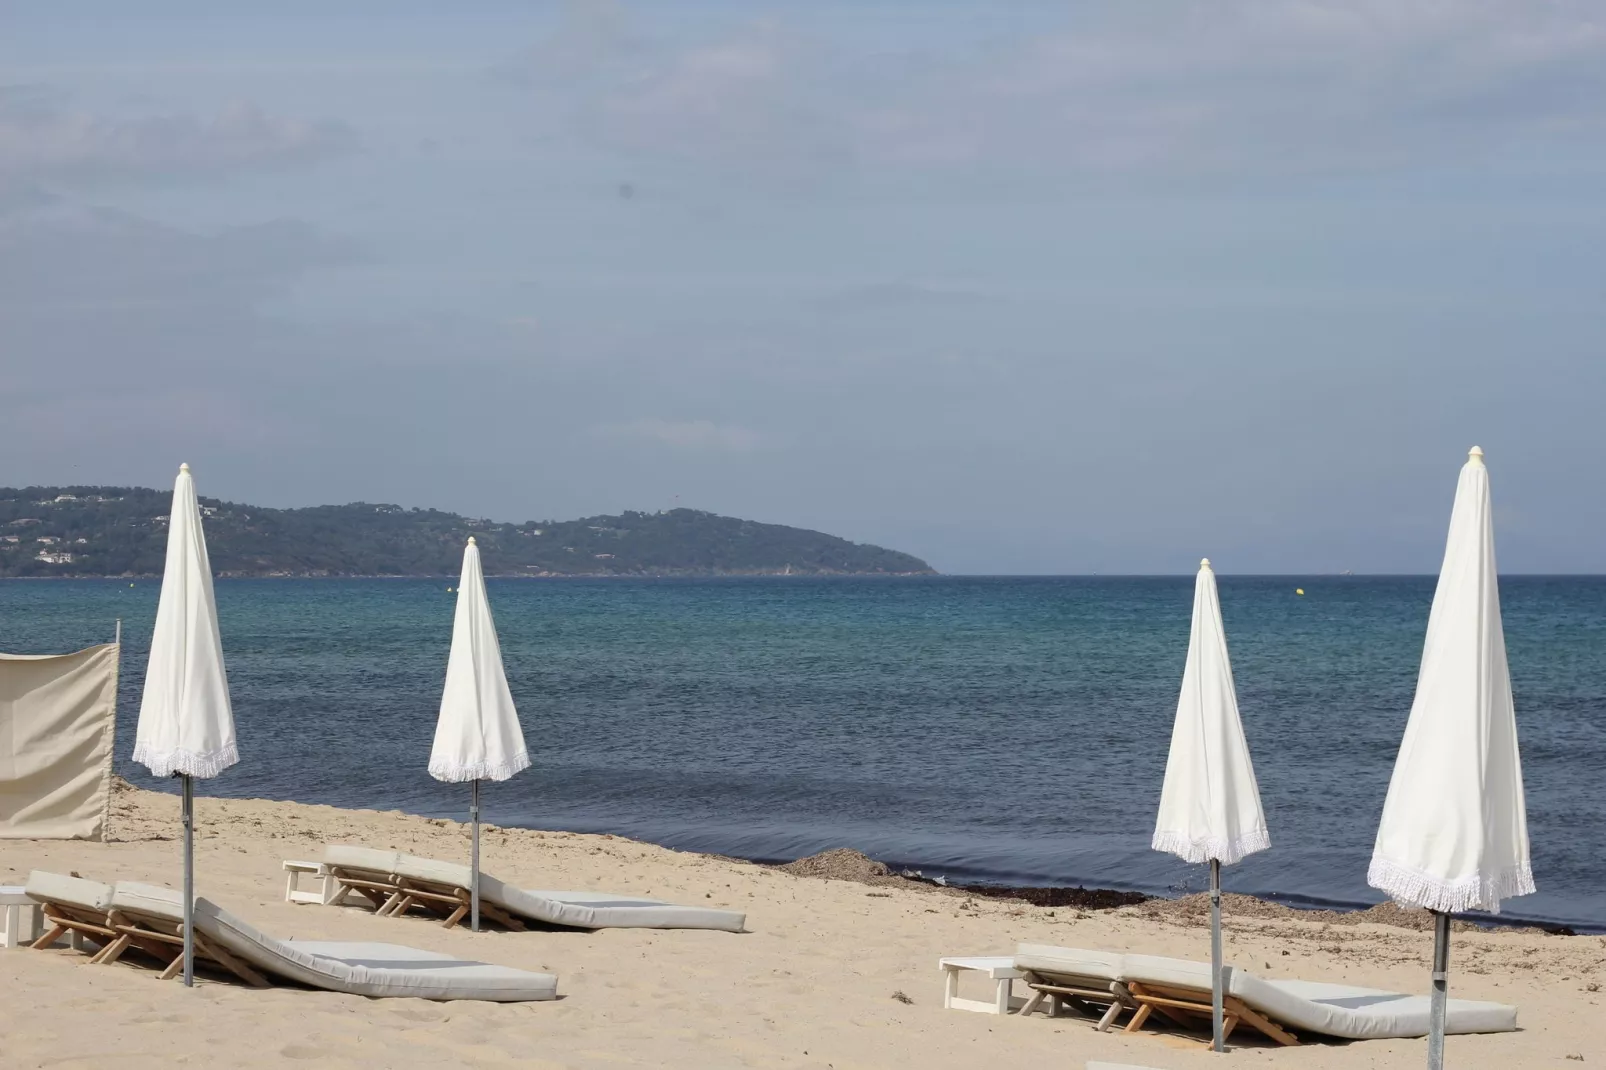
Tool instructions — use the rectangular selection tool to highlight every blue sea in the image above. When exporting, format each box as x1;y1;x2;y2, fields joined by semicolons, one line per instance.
4;576;1603;931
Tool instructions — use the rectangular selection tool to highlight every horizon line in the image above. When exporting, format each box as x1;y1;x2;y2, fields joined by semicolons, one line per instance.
10;572;1605;580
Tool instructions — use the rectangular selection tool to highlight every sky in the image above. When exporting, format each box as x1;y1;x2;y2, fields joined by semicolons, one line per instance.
3;1;1604;574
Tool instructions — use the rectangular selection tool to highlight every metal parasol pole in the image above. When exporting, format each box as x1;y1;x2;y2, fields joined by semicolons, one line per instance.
1210;858;1225;1052
1427;910;1449;1070
182;773;195;987
470;779;481;932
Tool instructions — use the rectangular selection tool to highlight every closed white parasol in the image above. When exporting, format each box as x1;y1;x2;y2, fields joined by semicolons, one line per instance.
132;462;239;987
1153;557;1270;1051
429;537;530;931
1369;446;1533;1070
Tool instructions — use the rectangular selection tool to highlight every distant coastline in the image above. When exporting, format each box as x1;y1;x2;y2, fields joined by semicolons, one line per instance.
0;485;935;579
1;569;939;581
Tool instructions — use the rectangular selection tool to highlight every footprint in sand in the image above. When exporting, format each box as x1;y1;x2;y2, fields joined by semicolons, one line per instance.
279;1045;325;1060
142;1013;194;1025
389;1007;446;1023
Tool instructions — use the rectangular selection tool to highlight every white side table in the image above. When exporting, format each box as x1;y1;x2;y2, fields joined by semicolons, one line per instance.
282;860;336;905
1;886;43;949
939;955;1025;1014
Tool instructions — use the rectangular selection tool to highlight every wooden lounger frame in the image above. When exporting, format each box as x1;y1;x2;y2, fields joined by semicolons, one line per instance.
323;865;397;911
1018;975;1135;1032
32;899;269;988
1122;980;1299;1047
383;876;525;931
326;866;526;931
99;906;272;987
33;901;117;958
1017;971;1300;1047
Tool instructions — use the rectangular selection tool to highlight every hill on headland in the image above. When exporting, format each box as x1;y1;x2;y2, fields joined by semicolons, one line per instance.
0;486;935;578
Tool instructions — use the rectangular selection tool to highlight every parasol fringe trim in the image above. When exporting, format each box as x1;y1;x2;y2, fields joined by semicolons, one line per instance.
1151;827;1271;866
1367;855;1535;915
429;751;531;784
132;741;240;779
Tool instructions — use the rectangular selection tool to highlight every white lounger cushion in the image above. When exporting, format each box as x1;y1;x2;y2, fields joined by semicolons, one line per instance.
1242;977;1514;1039
1014;943;1124;984
322;845;401;875
256;940;556;999
1120;952;1516;1039
497;883;744;932
1010;944;1517;1040
339;847;746;932
25;871;114;912
107;880;557;1002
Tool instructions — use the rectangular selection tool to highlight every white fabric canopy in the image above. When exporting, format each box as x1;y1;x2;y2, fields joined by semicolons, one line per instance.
132;464;238;779
1152;558;1270;865
1368;447;1534;915
429;538;530;783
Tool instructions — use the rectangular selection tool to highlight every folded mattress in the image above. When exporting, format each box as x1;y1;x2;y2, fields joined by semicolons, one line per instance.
1014;944;1517;1040
326;846;746;932
105;879;557;1002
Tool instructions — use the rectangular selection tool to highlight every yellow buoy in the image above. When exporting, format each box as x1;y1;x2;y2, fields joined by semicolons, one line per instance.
446;587;453;593
1296;588;1305;595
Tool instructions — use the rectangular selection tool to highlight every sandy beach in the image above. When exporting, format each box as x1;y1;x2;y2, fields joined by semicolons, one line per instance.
2;781;1599;1070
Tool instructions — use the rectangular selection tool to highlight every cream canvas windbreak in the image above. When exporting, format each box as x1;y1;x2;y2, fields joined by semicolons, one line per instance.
0;643;119;840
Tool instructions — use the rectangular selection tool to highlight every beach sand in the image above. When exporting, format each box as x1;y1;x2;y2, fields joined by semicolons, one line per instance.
2;781;1600;1069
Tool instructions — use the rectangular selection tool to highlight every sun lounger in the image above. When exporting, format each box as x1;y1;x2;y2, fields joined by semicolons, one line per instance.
25;871;558;1001
24;872;217;970
316;845;746;933
1009;943;1518;1044
1120;951;1517;1044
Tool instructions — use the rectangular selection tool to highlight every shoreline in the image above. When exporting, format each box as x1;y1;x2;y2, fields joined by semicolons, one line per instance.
110;777;1601;938
767;848;1589;937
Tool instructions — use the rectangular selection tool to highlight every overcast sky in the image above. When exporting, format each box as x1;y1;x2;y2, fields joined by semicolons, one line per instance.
3;1;1604;573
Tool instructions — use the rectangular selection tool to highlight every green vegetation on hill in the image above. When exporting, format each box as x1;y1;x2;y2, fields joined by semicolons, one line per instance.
0;487;935;578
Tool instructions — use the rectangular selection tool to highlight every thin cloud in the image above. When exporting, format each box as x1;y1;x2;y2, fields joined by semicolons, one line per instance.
812;282;998;315
0;86;356;187
499;9;851;174
501;1;1606;179
874;1;1606;174
596;419;762;452
0;200;359;312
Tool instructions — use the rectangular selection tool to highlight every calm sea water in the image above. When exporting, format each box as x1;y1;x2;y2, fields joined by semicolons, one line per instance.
4;576;1603;931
